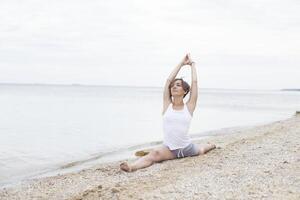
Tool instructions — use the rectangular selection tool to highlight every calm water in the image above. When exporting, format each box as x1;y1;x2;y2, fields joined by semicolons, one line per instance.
0;84;299;186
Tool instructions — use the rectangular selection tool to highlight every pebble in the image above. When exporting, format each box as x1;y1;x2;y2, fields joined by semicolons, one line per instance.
111;188;120;193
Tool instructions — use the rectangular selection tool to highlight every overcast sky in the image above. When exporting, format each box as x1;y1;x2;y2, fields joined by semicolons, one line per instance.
0;0;299;89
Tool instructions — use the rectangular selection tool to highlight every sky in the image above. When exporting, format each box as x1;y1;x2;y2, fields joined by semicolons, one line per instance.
0;0;299;89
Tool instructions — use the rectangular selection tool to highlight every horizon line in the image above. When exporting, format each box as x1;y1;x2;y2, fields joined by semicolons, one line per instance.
0;82;289;91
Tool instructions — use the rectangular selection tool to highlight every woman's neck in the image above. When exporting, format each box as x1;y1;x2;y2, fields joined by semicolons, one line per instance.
172;97;184;106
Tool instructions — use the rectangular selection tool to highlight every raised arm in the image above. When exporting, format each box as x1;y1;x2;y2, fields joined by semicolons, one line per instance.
162;54;190;115
186;60;198;115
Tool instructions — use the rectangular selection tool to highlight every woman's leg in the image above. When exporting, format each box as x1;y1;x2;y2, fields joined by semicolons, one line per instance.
120;146;175;172
197;143;216;155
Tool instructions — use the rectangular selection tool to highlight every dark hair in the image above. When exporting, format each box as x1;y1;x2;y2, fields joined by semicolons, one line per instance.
169;78;190;98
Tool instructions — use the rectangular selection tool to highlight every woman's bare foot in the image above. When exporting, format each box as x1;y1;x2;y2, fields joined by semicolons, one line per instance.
120;162;132;172
207;142;216;149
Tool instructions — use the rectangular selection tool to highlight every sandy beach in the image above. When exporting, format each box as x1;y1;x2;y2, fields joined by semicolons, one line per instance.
1;113;299;200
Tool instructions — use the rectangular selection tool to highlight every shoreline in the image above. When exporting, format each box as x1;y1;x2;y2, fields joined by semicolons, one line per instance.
1;114;299;199
0;121;270;189
0;121;251;188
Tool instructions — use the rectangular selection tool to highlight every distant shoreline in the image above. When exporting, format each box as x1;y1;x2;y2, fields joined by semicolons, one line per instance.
0;82;284;91
281;89;300;91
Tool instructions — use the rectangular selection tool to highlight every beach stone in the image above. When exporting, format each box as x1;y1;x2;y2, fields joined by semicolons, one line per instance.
97;185;103;189
111;188;120;193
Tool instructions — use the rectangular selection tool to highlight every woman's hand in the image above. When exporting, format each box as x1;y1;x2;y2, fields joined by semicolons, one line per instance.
187;54;195;66
180;54;192;66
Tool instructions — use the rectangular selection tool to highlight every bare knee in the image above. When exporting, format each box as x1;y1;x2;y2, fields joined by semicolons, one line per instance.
198;148;205;155
148;150;161;162
198;143;216;155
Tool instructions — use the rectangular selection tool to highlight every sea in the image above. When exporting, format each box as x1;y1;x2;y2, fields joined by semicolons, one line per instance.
0;84;299;187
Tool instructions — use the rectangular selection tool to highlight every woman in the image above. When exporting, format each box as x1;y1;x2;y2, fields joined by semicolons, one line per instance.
120;54;216;172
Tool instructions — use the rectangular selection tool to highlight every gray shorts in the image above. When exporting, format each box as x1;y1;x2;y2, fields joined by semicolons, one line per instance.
168;143;199;158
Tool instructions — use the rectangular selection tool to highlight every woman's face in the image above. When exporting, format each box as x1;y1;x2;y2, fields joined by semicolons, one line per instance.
170;80;186;97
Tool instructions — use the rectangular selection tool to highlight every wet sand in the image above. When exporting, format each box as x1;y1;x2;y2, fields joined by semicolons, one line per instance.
1;114;299;199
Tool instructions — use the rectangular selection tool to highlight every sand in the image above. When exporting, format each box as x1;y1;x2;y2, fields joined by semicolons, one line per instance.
1;114;299;200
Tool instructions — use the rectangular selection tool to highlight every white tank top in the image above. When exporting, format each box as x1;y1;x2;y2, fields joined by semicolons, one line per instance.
162;103;192;150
